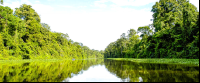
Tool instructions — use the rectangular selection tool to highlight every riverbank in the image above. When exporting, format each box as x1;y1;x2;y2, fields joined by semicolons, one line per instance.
107;58;199;66
0;58;103;64
0;59;69;64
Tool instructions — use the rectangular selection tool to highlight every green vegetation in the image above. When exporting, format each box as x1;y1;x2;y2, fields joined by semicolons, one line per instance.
0;1;104;60
104;59;199;82
0;0;199;82
107;58;199;66
104;0;199;59
0;0;199;61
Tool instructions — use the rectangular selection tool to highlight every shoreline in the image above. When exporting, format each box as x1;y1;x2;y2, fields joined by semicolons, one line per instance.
107;58;199;66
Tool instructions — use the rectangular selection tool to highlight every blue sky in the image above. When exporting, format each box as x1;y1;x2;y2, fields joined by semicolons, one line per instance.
2;0;199;51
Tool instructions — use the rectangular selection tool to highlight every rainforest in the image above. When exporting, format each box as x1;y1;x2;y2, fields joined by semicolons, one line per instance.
0;1;104;60
104;0;199;59
0;0;199;82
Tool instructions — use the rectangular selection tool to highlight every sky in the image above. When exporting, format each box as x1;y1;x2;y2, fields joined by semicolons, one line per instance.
2;0;199;51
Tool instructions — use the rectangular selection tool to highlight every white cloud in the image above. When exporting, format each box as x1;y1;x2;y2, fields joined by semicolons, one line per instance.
3;1;21;11
78;6;87;8
114;0;159;6
3;0;54;14
95;0;159;7
94;0;108;8
58;5;74;8
32;4;54;15
35;1;40;3
189;0;199;11
21;0;32;5
47;0;55;1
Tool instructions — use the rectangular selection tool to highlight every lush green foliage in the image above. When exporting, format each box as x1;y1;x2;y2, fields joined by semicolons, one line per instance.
0;4;104;60
104;0;199;59
104;59;199;82
0;0;2;5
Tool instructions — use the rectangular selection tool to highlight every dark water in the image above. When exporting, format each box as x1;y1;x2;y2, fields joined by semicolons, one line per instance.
0;59;199;82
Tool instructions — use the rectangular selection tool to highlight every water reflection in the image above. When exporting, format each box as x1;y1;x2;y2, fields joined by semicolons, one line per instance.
104;59;199;82
0;59;104;82
0;59;199;82
65;65;122;82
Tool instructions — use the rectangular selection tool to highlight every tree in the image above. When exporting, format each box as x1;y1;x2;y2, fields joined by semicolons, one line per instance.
120;33;126;57
14;4;41;23
0;4;104;60
152;0;182;32
0;0;3;5
79;43;83;47
41;23;51;31
127;29;136;39
137;26;153;38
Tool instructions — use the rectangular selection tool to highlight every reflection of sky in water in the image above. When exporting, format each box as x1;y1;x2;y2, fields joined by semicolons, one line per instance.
139;77;143;82
62;65;122;82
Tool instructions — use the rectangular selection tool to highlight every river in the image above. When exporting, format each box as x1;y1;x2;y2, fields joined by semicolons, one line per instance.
0;59;199;82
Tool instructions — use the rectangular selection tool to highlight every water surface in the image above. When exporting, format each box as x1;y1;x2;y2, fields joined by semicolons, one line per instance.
0;59;199;82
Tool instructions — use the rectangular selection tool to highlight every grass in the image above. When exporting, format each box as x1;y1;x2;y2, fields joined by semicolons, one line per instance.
107;58;199;66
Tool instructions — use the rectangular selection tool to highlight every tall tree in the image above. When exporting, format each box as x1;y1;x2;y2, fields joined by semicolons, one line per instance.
14;4;41;23
152;0;182;32
0;0;3;5
127;29;136;39
137;26;153;38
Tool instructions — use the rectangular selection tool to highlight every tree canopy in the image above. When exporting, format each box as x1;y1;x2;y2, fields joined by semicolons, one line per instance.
104;0;199;59
0;0;199;60
0;3;103;60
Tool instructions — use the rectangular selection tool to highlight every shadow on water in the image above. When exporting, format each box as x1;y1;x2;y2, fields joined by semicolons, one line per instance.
0;59;199;82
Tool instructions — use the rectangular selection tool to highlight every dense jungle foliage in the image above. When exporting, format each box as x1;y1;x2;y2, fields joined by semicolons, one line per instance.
104;0;199;59
0;1;104;60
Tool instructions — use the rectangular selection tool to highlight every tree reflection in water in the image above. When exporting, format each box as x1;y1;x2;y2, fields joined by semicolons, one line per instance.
104;59;199;82
0;59;104;82
0;59;199;82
